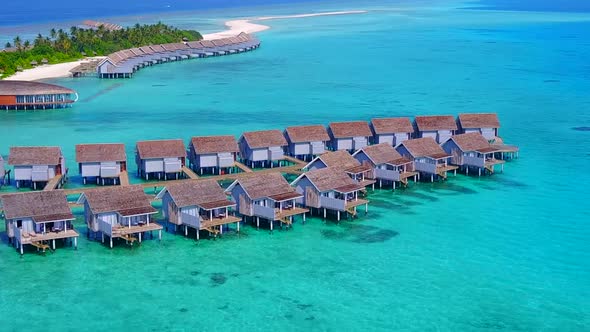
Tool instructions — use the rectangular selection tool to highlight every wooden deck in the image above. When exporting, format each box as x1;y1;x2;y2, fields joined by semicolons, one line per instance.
44;174;65;191
182;166;199;179
20;229;79;244
201;215;242;228
119;171;130;186
234;161;253;173
112;223;163;237
437;165;459;176
400;171;419;180
276;207;309;220
345;199;369;209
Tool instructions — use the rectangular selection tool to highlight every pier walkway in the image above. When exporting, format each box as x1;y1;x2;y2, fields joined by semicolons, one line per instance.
119;171;130;186
181;166;199;179
233;161;253;173
43;174;65;191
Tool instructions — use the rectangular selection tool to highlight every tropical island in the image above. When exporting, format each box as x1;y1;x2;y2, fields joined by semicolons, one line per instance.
0;22;202;78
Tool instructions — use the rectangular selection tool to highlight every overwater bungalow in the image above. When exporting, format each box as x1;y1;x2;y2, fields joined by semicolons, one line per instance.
136;139;187;180
76;143;127;185
328;121;372;152
284;125;330;160
188;135;238;175
457;113;500;140
0;80;78;110
8;146;66;190
226;173;308;230
291;168;367;221
414;115;458;144
238;130;287;168
157;179;242;239
396;137;457;182
442;133;504;176
352;143;417;189
78;185;162;248
370;117;414;146
2;191;78;255
305;150;375;187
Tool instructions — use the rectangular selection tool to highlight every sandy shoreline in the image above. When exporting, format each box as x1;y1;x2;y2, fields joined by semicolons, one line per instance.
6;10;366;81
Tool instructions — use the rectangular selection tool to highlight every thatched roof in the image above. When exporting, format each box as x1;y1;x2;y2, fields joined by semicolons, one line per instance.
414;115;458;131
398;137;449;159
136;139;186;159
75;143;126;163
0;81;75;96
315;150;359;169
284;125;330;143
458;113;500;129
371;117;414;134
161;179;234;209
241;130;287;148
229;173;298;200
298;168;362;193
329;121;372;138
8;146;62;165
446;133;496;152
190;135;238;154
1;191;74;222
81;185;156;215
356;143;405;165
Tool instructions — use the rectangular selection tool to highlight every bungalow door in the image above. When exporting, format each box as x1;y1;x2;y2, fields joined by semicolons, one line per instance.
305;187;319;208
168;201;179;224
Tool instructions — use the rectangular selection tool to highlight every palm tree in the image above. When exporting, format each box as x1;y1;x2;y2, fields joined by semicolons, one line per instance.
50;28;57;39
5;42;11;48
13;36;22;51
23;40;30;49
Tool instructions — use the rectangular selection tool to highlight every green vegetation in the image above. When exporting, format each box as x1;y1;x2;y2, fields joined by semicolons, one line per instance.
0;22;202;78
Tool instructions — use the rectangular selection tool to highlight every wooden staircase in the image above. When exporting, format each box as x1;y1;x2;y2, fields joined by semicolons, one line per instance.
119;234;138;245
346;206;357;217
279;216;293;227
31;241;51;253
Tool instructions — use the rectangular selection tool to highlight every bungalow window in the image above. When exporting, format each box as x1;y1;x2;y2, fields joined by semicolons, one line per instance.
16;220;22;228
16;96;25;103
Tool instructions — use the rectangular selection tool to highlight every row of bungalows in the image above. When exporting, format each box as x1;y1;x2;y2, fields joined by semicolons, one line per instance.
97;33;261;78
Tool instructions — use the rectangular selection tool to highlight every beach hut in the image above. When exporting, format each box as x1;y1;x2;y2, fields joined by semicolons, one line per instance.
135;139;187;180
238;130;287;168
328;121;372;152
225;173;308;230
41;58;48;65
370;117;414;146
2;191;78;255
304;150;374;187
157;179;241;239
188;135;238;175
8;146;66;190
291;168;367;221
77;185;162;248
75;143;127;185
395;137;456;182
414;115;458;144
442;133;504;176
457;113;500;140
352;143;416;189
30;60;38;66
284;125;330;160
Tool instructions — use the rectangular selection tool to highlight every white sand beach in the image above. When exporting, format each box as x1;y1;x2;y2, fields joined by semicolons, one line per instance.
8;57;105;81
202;10;367;40
6;10;366;81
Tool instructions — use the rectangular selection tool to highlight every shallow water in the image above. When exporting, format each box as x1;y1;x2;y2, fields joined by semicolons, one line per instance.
1;1;590;331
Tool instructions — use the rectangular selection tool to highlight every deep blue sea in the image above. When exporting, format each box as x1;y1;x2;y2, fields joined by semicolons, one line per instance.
1;0;590;331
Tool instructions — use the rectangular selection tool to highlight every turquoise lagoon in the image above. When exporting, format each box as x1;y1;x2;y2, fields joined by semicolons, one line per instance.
1;1;589;330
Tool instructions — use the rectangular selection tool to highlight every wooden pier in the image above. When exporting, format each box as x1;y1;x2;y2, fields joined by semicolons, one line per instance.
233;161;253;173
119;171;130;186
43;174;66;191
181;166;199;179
